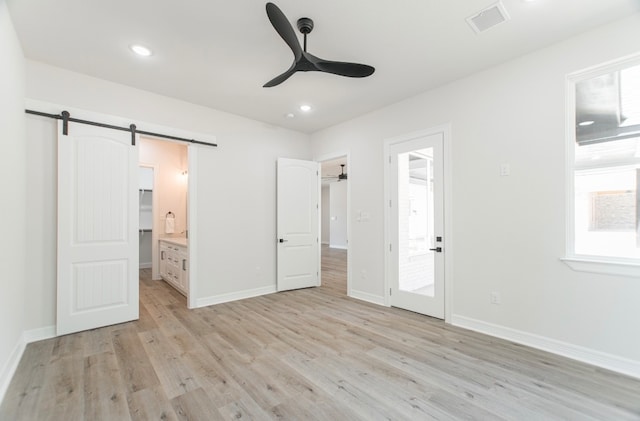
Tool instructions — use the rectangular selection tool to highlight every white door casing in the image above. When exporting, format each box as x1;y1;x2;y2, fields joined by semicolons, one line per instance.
388;132;445;319
57;121;139;335
277;158;320;291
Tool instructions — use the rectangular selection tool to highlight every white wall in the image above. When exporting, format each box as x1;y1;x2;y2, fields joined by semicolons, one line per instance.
321;185;330;244
329;181;348;248
23;60;311;325
0;0;27;400
311;14;640;370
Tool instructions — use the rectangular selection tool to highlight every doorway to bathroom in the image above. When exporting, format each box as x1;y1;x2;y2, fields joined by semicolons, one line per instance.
139;137;190;303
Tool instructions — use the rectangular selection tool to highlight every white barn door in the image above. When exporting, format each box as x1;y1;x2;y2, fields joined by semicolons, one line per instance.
57;120;139;335
277;158;320;291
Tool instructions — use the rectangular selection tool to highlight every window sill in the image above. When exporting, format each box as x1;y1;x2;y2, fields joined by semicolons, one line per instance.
561;257;640;277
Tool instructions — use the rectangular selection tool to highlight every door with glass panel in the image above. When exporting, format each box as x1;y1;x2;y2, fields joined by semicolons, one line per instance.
389;133;444;318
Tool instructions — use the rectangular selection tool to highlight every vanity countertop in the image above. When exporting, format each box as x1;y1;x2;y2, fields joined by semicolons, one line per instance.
160;237;188;247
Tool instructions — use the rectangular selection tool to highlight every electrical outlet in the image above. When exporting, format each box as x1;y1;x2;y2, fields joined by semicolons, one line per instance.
490;291;501;304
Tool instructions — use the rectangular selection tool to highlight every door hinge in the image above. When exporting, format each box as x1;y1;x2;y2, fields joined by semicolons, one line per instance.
389;200;392;208
389;243;392;252
390;288;392;296
388;156;391;164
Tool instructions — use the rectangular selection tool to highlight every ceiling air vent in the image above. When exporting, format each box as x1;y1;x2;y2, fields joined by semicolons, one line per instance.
466;1;510;34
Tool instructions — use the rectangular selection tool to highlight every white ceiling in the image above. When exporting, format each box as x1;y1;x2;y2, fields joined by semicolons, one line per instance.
7;0;640;134
321;157;347;184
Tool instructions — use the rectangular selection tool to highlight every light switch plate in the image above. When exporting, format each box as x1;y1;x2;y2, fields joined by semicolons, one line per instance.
500;163;510;176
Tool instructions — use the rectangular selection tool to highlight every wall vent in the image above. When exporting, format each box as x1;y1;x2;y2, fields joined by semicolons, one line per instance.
466;1;510;34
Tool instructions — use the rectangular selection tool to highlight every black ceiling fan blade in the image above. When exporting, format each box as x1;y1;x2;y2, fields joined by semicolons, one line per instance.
263;3;374;86
263;64;297;87
265;3;302;61
314;59;375;78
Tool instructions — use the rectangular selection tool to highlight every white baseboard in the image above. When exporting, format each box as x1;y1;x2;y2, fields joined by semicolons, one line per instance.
139;263;152;269
452;315;640;380
329;244;348;250
0;325;57;403
321;241;330;245
24;325;56;343
196;285;277;308
0;335;26;404
349;289;385;306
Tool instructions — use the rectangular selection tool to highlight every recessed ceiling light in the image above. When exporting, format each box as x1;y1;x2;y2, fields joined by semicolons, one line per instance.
300;104;312;112
578;120;595;126
130;44;152;57
285;113;295;118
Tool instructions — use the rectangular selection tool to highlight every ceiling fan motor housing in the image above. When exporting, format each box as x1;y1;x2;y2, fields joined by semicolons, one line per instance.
297;17;314;34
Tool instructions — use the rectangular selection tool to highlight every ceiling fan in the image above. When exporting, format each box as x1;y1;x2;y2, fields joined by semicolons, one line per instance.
322;164;348;182
263;2;375;87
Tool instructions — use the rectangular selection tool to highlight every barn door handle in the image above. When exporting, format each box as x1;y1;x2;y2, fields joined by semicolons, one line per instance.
279;238;288;243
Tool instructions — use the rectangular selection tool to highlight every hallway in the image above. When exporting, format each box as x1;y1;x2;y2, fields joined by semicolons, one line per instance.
320;244;347;296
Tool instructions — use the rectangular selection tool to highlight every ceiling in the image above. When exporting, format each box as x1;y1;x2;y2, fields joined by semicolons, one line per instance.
321;157;347;184
7;0;640;134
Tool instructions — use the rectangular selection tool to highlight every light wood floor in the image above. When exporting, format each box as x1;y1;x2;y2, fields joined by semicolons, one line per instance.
2;247;640;420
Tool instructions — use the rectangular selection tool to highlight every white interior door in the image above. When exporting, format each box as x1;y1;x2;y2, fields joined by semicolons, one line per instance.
57;121;139;335
277;158;320;291
389;133;445;318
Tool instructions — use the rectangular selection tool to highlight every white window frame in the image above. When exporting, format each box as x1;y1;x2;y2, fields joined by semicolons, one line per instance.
562;53;640;277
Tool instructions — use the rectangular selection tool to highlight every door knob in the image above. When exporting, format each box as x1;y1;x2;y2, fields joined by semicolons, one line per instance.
429;247;443;252
279;238;288;243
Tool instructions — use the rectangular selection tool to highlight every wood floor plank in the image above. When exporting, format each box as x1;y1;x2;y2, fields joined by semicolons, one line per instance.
0;339;54;420
366;345;558;420
291;396;365;421
82;326;116;357
340;350;507;420
282;349;422;421
2;247;640;420
207;354;290;410
127;385;179;421
171;387;223;421
179;347;248;408
217;397;272;420
38;355;85;421
136;299;160;333
139;329;201;399
50;331;85;362
167;302;216;338
83;351;131;421
111;325;161;393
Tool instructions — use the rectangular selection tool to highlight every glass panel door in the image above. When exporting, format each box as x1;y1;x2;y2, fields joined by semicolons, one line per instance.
389;132;444;318
398;148;435;297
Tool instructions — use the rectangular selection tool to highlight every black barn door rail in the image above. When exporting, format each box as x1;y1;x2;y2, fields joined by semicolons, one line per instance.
25;109;217;148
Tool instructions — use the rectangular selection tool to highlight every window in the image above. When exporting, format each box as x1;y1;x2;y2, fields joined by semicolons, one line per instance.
406;150;434;256
566;56;640;274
